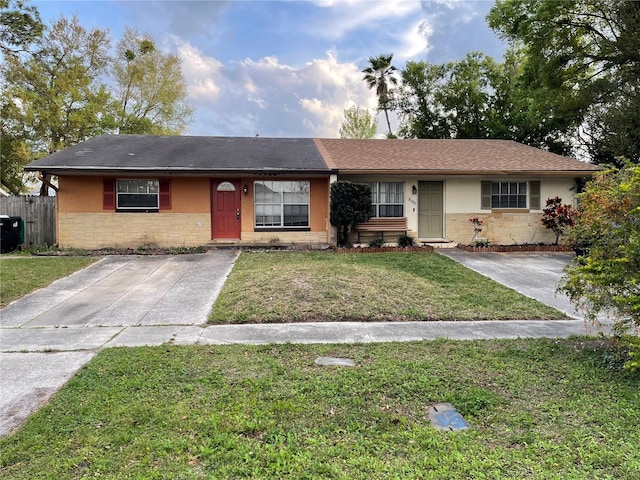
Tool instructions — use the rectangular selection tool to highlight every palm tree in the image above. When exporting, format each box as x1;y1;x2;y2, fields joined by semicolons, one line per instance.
362;53;398;136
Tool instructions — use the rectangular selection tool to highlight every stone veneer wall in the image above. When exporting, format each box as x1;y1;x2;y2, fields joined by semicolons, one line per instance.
446;212;556;245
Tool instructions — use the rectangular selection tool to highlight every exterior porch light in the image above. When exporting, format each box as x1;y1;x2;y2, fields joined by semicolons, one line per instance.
412;185;418;195
243;184;249;195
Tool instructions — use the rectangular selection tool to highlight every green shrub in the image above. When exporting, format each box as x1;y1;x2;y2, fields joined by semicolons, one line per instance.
398;234;415;247
623;335;640;373
368;238;385;248
329;181;372;246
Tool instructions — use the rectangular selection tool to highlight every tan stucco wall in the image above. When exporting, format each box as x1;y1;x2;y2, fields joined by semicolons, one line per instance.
444;177;576;214
339;175;578;246
58;176;211;213
56;175;331;248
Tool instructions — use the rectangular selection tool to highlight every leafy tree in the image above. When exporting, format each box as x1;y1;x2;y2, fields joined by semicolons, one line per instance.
1;14;113;195
541;196;575;245
0;0;42;53
488;0;640;163
362;53;398;137
339;106;377;139
559;164;640;335
394;49;577;153
0;125;30;194
112;28;193;134
329;181;372;246
439;52;499;139
395;60;449;139
1;18;196;193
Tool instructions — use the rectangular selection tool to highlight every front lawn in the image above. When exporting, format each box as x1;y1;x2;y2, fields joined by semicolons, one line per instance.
0;257;96;307
1;339;638;479
210;251;565;323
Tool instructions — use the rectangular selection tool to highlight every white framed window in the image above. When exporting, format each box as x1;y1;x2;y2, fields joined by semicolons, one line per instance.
116;179;159;210
481;181;540;210
254;181;310;228
368;182;404;217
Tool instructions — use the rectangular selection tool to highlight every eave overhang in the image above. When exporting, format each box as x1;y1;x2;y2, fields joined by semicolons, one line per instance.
24;166;333;177
336;168;601;176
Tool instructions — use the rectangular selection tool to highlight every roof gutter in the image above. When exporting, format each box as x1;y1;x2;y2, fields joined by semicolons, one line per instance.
25;167;332;177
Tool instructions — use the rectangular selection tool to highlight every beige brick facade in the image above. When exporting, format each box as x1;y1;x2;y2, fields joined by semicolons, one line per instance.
59;213;331;249
446;212;556;245
240;231;330;245
58;213;212;249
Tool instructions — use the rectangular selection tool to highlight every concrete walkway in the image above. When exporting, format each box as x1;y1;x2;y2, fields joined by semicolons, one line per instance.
0;249;601;437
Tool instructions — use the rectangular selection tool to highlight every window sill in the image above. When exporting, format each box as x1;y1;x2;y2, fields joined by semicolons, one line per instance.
254;227;311;232
116;209;159;213
490;209;530;213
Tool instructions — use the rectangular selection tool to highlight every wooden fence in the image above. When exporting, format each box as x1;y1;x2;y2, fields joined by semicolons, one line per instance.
0;196;56;247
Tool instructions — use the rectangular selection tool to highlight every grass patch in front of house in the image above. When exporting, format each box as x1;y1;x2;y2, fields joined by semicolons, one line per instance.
210;251;565;323
1;339;638;479
0;256;96;307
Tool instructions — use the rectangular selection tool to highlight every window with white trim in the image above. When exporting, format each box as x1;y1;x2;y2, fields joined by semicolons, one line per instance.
254;181;310;228
368;182;404;217
116;179;159;210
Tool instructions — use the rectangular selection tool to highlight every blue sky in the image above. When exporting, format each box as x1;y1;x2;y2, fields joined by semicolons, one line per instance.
34;0;507;137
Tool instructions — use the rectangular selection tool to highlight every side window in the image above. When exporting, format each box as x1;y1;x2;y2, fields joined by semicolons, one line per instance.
103;179;171;212
117;179;160;210
482;181;533;209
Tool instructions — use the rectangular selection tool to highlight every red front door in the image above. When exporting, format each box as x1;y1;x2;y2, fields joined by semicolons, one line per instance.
212;180;241;239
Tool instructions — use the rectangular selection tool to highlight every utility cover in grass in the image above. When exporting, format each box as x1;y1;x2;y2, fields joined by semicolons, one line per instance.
314;357;355;367
427;403;471;431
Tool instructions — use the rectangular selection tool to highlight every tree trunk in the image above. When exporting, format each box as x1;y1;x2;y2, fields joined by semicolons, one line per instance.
39;174;51;196
383;107;392;136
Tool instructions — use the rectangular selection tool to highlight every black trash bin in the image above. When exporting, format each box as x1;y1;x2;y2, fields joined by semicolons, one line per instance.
0;215;23;253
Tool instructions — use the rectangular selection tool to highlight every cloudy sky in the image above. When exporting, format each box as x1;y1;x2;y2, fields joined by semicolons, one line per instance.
34;0;507;138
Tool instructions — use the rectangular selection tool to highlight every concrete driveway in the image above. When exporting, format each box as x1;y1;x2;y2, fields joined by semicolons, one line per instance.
0;251;238;436
438;249;605;322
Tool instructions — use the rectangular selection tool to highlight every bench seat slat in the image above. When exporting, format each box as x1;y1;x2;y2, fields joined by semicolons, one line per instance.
355;217;408;231
354;217;408;242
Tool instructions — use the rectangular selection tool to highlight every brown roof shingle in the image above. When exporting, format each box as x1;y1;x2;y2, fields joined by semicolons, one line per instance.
315;138;601;175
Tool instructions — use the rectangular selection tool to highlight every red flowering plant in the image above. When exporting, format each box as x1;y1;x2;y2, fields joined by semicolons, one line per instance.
541;197;575;245
468;217;484;243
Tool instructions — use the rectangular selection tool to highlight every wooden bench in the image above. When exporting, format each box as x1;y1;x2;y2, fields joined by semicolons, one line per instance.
354;217;408;243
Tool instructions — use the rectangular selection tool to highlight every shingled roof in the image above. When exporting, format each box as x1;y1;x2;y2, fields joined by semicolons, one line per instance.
25;134;329;175
314;138;601;175
26;135;601;176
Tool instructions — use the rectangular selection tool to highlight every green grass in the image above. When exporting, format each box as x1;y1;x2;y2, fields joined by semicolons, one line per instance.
1;339;638;479
0;256;96;307
210;251;565;323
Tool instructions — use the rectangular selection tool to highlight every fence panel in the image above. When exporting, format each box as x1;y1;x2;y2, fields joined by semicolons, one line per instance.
0;196;56;247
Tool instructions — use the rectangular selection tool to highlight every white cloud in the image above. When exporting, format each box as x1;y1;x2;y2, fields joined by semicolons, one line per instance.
169;41;377;137
174;38;224;100
310;0;422;40
394;18;434;60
